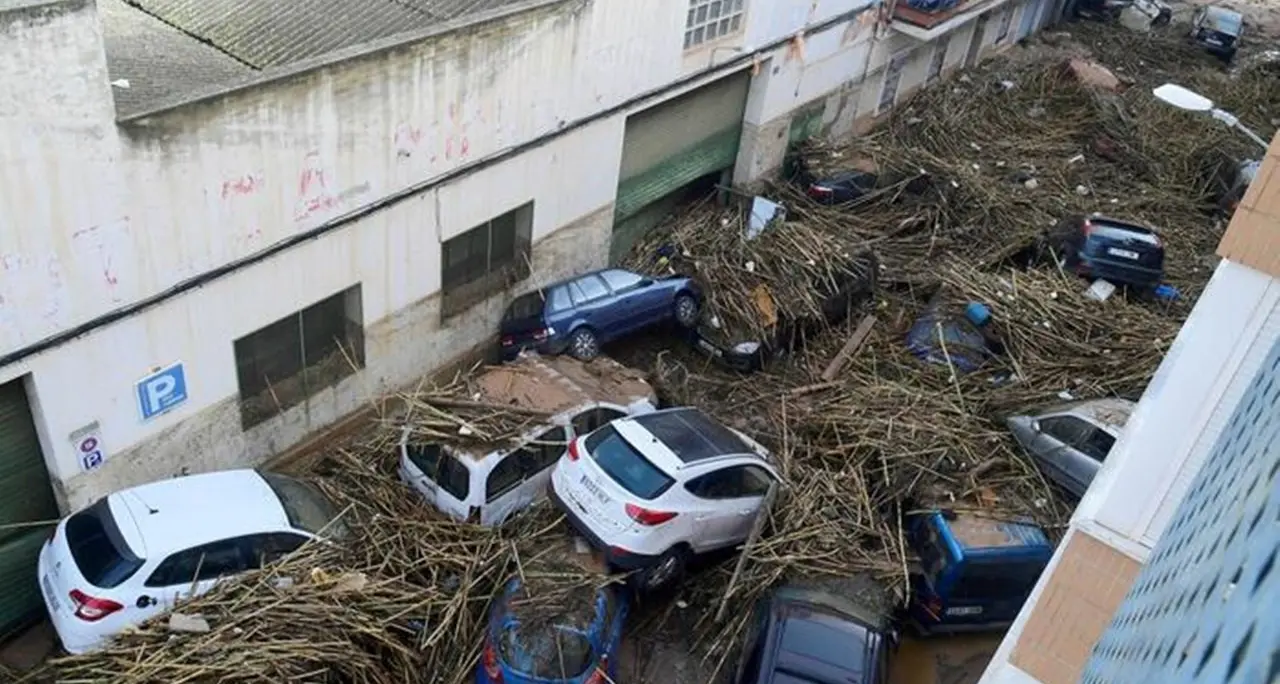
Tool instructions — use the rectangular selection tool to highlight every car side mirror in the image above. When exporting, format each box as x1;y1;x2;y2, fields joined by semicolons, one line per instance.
638;278;653;287
136;595;155;609
1030;419;1041;433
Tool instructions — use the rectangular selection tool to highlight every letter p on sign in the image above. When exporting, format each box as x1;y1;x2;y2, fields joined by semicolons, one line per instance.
136;363;189;421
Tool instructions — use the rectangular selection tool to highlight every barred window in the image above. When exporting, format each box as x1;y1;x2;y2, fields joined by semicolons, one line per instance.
927;35;951;85
685;0;745;50
234;285;364;429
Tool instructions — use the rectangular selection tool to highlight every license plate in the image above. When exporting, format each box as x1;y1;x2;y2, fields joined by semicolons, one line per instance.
41;575;60;612
945;605;983;616
579;475;610;505
1206;37;1222;45
1107;248;1140;260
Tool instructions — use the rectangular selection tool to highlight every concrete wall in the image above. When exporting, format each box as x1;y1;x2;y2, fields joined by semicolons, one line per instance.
0;0;899;509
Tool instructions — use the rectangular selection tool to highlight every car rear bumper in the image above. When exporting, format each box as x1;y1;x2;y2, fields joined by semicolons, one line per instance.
547;483;663;572
1078;258;1163;288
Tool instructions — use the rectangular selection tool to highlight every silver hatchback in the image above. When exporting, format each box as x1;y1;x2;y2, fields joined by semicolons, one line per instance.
1007;398;1135;498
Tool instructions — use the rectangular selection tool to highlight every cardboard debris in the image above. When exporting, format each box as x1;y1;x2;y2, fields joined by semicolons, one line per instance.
1064;58;1123;92
752;285;779;328
167;613;211;634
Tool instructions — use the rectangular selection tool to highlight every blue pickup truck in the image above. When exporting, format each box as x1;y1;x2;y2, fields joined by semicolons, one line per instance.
906;510;1054;635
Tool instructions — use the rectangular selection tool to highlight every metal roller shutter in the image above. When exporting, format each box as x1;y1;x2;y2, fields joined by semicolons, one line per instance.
611;71;751;261
0;379;59;636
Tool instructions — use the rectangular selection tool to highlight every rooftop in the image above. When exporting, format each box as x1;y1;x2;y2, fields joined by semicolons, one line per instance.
98;0;550;119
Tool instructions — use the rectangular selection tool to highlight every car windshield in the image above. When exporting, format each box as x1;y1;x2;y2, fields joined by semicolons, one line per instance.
498;624;594;679
1208;9;1242;34
1089;222;1161;247
503;291;546;322
65;498;145;589
260;473;350;539
585;426;675;499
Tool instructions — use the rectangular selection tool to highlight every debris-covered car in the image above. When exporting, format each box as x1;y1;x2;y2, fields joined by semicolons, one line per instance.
38;470;348;654
499;268;701;361
1044;214;1166;290
398;353;656;526
1072;0;1171;26
478;543;625;684
906;511;1053;635
550;406;779;591
1189;5;1244;63
731;580;897;684
1007;398;1135;497
787;147;932;206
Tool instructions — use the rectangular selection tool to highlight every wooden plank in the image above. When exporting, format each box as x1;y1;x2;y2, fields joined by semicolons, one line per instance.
820;315;877;382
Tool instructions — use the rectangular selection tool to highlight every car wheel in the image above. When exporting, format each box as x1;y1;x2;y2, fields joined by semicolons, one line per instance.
673;294;699;328
568;328;599;361
638;547;687;592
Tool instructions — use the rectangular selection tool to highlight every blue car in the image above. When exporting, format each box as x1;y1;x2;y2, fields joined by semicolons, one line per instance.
478;577;628;684
499;268;700;361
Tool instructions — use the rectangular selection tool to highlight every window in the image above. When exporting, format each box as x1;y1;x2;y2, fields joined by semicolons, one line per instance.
916;520;952;583
486;426;568;502
546;286;572;313
503;291;546;323
927;36;950;85
65;498;145;589
405;443;471;501
685;464;773;499
877;51;910;115
571;407;626;437
996;5;1014;42
1040;415;1095;449
145;538;250;588
1080;429;1117;463
950;559;1043;601
260;472;349;539
685;0;745;49
570;275;610;305
442;203;534;317
499;625;593;680
234;285;365;429
585;426;675;500
600;269;644;293
245;532;308;568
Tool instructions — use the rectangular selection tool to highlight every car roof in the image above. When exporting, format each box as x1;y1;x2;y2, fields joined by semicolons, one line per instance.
768;599;881;684
108;469;290;559
1039;397;1135;434
628;407;756;465
943;514;1052;552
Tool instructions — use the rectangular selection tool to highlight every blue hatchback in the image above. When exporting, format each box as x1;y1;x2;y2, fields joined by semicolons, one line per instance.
478;577;628;684
499;268;700;361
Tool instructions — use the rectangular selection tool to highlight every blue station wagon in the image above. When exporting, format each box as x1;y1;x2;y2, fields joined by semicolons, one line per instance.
500;269;700;361
478;576;627;684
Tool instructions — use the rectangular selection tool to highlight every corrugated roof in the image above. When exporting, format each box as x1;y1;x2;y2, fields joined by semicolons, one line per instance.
100;0;544;118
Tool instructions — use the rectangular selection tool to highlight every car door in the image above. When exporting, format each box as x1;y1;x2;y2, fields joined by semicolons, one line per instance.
400;442;474;521
1069;424;1116;492
1028;415;1095;496
683;465;775;551
600;269;662;329
567;274;624;342
138;537;253;616
482;425;568;525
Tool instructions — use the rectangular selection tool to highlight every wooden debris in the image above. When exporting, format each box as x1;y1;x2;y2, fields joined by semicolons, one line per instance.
820;315;877;381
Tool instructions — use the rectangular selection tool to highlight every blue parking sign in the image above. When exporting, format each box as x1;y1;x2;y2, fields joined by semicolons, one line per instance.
136;363;189;421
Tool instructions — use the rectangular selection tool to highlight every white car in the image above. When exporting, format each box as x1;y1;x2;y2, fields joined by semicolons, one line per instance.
549;406;780;591
398;353;656;526
37;469;348;654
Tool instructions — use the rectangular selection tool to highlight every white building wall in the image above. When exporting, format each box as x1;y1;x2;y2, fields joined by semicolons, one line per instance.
1;0;904;509
979;259;1280;684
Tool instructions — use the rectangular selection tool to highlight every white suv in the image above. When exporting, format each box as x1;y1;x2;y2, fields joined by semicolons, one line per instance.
549;407;779;590
37;469;348;653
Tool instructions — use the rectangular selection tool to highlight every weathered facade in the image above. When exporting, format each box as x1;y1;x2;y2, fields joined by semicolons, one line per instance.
0;0;1054;632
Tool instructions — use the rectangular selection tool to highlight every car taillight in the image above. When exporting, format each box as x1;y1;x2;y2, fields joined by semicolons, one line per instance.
69;589;123;622
499;335;514;347
807;185;833;198
584;656;609;684
1081;219;1094;236
482;636;503;682
625;503;678;526
532;327;554;342
566;439;581;462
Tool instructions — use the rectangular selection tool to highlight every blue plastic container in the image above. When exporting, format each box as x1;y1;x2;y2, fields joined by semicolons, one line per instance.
965;302;992;327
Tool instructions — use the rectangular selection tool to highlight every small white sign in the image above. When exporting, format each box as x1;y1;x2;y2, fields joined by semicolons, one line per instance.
945;605;984;617
70;422;107;473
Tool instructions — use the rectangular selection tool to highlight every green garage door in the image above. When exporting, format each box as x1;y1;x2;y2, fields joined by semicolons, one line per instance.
612;71;751;262
0;379;59;637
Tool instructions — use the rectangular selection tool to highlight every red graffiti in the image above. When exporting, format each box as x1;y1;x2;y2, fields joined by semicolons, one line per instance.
299;156;327;196
394;124;425;159
221;173;264;199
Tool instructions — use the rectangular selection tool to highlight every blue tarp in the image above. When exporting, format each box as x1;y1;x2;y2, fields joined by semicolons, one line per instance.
900;0;963;13
905;310;988;373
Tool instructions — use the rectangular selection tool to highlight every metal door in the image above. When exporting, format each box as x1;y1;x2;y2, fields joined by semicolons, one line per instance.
0;377;59;635
1017;0;1039;40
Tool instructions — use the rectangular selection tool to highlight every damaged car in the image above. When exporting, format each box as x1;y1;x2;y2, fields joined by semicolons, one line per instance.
1007;398;1135;498
1190;5;1244;64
